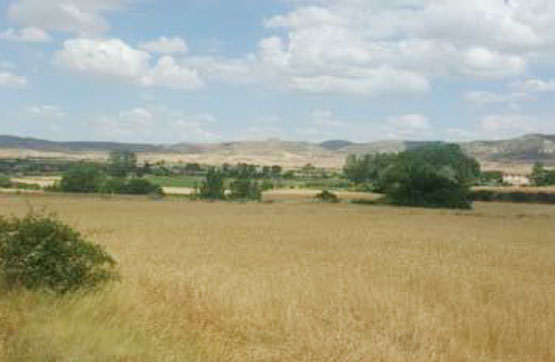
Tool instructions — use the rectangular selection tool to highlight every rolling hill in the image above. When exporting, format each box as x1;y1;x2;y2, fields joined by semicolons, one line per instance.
1;134;554;169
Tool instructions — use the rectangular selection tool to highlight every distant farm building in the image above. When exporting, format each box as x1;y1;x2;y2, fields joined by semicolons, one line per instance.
502;173;531;186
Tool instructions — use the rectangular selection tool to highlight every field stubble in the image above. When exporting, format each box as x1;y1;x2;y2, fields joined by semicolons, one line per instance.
1;195;555;362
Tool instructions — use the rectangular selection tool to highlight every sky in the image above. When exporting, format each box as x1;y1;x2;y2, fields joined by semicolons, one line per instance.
1;0;555;144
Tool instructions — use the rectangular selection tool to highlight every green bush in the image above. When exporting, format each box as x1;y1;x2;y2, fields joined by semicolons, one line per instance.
471;190;555;204
12;182;41;191
0;211;118;294
0;175;11;188
229;177;261;201
101;178;163;196
315;190;339;203
260;179;274;191
59;165;106;193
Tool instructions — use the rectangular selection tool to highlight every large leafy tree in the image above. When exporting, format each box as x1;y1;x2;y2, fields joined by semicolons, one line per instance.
382;144;480;209
59;164;106;193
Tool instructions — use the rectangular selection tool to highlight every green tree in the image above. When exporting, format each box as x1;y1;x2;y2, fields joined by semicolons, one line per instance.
199;167;225;200
59;164;106;193
108;150;138;178
229;177;261;201
0;175;11;188
343;153;398;190
382;144;479;209
531;162;555;186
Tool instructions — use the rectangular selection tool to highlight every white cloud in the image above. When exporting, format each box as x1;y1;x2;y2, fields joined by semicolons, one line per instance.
142;56;203;90
24;105;66;120
198;0;555;97
388;114;430;130
174;113;219;142
0;27;51;43
54;38;203;90
511;78;555;92
7;0;130;35
0;71;27;88
464;90;529;105
90;107;155;141
462;47;525;78
139;36;188;54
309;110;345;128
54;38;150;79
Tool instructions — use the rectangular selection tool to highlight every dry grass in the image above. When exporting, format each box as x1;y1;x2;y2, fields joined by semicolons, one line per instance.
1;194;555;362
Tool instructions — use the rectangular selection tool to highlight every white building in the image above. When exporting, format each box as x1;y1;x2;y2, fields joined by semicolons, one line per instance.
502;174;531;186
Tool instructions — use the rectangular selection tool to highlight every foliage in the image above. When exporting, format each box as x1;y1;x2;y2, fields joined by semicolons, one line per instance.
260;179;274;191
315;190;339;203
101;178;163;196
229;177;262;201
531;162;555;186
480;171;504;185
0;211;118;293
59;164;106;193
108;150;138;178
0;175;11;188
11;182;41;191
199;168;225;200
472;190;555;204
343;153;397;190
381;144;480;209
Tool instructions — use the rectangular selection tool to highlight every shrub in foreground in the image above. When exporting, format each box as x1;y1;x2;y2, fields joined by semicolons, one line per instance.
0;211;118;294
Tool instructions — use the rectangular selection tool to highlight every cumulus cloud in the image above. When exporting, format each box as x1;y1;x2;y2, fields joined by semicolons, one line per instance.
54;38;150;79
174;113;219;141
90;107;155;141
141;56;203;90
24;105;66;120
7;0;131;34
54;38;203;90
462;47;525;78
511;78;555;92
188;0;555;97
388;114;430;130
0;27;51;43
464;90;529;105
0;71;27;88
139;36;188;54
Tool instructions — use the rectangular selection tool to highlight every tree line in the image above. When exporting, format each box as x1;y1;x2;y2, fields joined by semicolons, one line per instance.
53;150;163;196
344;143;481;209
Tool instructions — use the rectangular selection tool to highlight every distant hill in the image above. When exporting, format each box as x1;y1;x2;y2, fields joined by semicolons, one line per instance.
319;140;354;150
1;134;554;167
0;135;168;153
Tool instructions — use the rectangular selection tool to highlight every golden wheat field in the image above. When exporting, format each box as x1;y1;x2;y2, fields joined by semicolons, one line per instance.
1;194;555;362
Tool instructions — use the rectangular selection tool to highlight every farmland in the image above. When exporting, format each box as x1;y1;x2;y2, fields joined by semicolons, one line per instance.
1;194;554;362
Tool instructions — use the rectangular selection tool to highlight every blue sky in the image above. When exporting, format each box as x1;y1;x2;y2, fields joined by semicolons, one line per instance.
1;0;555;143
